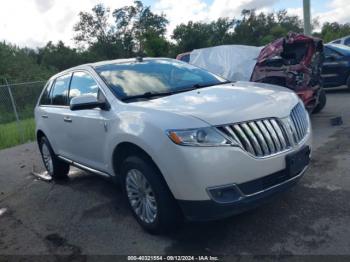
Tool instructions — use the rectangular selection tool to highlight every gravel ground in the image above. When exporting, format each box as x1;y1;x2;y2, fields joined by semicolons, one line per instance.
0;89;350;259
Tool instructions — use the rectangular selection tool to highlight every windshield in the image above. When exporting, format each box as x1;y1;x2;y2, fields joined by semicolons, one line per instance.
94;59;227;101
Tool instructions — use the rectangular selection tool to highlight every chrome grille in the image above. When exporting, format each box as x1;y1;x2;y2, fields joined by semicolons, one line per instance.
216;103;309;158
217;118;291;157
289;102;309;143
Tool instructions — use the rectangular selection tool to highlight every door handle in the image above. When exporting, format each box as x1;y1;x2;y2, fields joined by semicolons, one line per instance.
63;116;72;123
41;115;48;119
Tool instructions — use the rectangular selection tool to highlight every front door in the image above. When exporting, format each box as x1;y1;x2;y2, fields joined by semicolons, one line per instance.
64;71;113;173
322;47;346;87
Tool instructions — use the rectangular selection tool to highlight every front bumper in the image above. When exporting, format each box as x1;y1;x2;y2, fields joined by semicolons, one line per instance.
155;131;312;201
178;166;308;221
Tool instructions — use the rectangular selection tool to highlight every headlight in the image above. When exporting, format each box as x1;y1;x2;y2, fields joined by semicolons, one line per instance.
167;127;233;147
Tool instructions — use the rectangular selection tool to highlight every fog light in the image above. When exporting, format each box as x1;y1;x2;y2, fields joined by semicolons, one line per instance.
207;185;242;204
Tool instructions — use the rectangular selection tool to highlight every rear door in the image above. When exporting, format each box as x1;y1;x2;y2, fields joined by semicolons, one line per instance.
64;71;113;172
36;79;53;140
44;73;72;156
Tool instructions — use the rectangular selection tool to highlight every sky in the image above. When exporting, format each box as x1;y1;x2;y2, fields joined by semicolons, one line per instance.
0;0;348;48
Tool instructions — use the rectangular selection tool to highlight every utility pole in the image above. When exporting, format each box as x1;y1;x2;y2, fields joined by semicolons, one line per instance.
303;0;312;35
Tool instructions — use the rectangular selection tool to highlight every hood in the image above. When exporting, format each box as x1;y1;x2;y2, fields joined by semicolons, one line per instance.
133;82;299;126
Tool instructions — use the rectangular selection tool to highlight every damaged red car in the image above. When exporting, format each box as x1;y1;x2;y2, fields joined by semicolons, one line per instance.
177;33;326;113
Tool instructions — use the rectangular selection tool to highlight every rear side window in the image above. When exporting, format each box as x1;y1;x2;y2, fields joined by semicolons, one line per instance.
39;80;53;105
50;74;71;106
69;72;99;102
344;37;350;46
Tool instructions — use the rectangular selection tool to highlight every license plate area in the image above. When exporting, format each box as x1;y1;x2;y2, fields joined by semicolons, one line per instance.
286;146;310;177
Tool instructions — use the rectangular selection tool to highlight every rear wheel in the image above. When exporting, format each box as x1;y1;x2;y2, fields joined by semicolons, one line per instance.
313;88;327;114
121;155;182;234
39;136;69;179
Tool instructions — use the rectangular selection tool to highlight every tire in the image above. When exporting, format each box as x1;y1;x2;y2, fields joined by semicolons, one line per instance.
39;136;70;179
313;88;327;114
121;155;182;234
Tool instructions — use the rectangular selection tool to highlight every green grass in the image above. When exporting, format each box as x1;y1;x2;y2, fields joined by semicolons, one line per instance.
0;118;35;150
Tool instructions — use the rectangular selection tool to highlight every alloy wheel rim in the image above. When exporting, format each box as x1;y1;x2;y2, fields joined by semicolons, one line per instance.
42;144;53;174
126;169;158;224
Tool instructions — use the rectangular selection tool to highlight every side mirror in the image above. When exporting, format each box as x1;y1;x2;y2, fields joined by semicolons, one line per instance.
70;95;109;111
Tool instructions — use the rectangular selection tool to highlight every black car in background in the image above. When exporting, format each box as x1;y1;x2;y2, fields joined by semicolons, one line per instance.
322;44;350;89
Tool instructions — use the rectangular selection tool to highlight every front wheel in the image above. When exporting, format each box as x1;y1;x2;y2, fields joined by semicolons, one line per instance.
313;88;327;114
121;155;182;234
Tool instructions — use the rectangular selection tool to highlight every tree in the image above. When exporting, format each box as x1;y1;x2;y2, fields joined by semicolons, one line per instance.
38;41;81;71
74;4;123;59
73;1;170;58
172;9;303;54
233;9;302;45
172;21;212;53
0;41;54;82
317;22;350;43
143;32;169;57
74;4;111;46
112;0;169;55
172;18;235;55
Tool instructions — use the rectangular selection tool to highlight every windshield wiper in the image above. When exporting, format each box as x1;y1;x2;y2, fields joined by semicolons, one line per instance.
197;81;231;88
121;91;175;102
177;81;231;92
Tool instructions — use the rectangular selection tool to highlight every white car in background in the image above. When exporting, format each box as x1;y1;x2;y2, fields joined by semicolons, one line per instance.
35;58;312;234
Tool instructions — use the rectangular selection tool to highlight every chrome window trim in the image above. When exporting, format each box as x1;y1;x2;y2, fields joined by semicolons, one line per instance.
38;69;111;110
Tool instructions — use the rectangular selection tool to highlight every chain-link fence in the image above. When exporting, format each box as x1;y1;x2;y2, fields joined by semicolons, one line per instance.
0;79;46;149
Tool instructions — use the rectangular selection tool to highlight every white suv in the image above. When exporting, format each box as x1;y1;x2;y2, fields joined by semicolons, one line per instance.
35;58;312;233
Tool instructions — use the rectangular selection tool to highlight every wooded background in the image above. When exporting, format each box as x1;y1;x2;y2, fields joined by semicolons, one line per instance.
1;0;350;84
